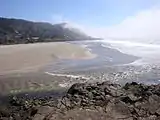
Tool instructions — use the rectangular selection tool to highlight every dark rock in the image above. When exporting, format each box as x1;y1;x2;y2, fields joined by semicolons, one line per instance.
67;83;86;95
30;107;38;117
60;81;160;119
2;81;160;120
0;108;11;117
156;108;160;115
65;81;120;107
120;96;135;104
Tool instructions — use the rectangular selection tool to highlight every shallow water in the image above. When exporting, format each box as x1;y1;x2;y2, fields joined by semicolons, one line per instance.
46;41;139;73
44;40;160;85
102;40;160;65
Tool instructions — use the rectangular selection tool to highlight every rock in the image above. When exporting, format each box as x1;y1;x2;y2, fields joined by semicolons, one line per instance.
60;81;160;119
12;114;21;120
67;83;86;95
65;81;121;107
33;114;44;120
88;92;93;99
112;101;132;119
30;107;38;117
128;93;142;101
2;81;160;120
146;95;160;114
135;108;148;117
156;108;160;115
0;117;10;120
144;115;157;120
0;108;11;117
120;96;134;104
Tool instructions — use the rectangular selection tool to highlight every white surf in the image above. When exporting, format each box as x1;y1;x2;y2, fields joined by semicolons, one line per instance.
99;39;160;65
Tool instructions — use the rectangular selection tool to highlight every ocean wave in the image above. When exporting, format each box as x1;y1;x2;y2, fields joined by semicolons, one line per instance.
101;40;160;57
45;72;90;80
45;72;91;88
93;39;160;65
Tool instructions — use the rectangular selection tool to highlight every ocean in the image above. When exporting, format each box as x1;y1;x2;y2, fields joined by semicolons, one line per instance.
42;40;160;86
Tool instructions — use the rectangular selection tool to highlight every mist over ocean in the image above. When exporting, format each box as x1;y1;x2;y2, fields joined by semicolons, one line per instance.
100;39;160;65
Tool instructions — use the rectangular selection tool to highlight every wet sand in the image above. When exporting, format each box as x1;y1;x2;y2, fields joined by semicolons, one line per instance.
0;41;141;95
1;42;160;120
0;41;95;95
0;42;95;75
0;72;67;95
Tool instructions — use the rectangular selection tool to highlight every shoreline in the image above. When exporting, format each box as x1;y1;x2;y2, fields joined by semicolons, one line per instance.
0;41;157;96
0;42;95;75
0;64;160;95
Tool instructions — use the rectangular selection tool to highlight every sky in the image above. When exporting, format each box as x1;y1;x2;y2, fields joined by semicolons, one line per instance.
1;0;160;41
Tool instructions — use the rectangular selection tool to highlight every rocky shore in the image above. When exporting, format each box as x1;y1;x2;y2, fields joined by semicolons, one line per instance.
0;81;160;120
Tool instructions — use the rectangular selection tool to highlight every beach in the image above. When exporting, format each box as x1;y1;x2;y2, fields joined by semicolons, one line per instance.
0;42;95;75
0;41;137;95
0;42;96;95
1;41;160;120
1;41;160;96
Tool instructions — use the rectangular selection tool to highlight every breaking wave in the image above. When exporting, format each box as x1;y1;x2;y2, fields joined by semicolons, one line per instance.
100;39;160;65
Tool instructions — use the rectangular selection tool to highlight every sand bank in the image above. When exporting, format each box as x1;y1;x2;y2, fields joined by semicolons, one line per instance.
0;42;95;75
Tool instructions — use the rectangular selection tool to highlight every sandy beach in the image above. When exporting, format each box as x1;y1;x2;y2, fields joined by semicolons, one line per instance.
1;41;159;96
0;42;95;75
0;41;141;95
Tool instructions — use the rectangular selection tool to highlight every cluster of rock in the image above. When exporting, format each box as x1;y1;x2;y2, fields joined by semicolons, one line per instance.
61;81;160;120
0;96;57;120
0;81;160;120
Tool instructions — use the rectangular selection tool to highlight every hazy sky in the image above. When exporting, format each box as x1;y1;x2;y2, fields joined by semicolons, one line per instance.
1;0;160;40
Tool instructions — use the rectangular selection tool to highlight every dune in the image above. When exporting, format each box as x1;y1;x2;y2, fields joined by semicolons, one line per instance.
0;42;95;75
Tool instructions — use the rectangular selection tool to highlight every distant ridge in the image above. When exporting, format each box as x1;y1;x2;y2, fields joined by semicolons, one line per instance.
0;17;101;45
